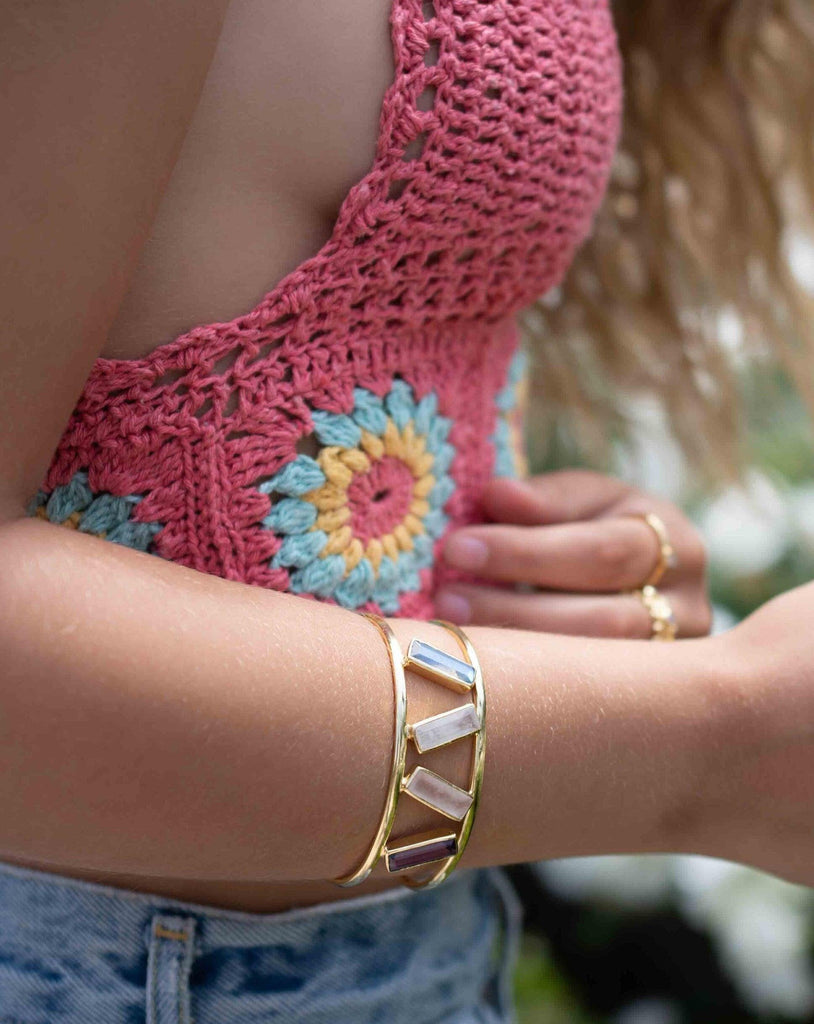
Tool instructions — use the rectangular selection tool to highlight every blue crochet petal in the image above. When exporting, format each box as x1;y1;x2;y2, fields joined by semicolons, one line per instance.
45;472;94;523
492;417;511;444
411;534;435;570
263;497;318;535
413;393;438;436
371;555;399;609
375;591;401;615
395;550;420;594
106;520;161;551
26;489;48;516
311;410;361;448
78;493;134;534
495;383;517;412
427;415;452;452
492;418;518;477
428;476;456;510
334;558;376;609
507;347;529;385
289;554;347;598
261;456;326;497
430;442;456;477
272;530;328;570
384;379;416;429
423;509;449;539
352;388;388;435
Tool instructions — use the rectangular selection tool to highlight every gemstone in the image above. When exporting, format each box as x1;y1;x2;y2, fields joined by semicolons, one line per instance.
410;703;480;753
385;829;458;872
405;639;476;693
402;766;474;820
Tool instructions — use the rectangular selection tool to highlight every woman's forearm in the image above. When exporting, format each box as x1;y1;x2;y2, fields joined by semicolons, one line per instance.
465;619;723;868
0;514;723;883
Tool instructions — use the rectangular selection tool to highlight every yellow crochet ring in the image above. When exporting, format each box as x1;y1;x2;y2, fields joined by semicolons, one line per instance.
305;421;435;574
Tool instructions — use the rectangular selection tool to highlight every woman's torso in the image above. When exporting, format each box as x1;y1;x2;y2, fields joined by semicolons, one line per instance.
25;0;621;912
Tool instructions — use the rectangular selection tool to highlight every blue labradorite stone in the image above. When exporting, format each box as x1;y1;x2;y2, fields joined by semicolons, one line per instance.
406;639;476;689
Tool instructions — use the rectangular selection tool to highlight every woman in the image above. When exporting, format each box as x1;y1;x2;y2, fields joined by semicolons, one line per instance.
0;1;812;1021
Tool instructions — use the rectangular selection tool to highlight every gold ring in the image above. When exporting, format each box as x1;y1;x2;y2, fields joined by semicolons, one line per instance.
634;584;678;641
631;512;677;587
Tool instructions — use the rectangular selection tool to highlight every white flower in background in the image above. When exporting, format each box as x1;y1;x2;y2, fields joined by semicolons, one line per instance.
716;306;752;370
614;394;688;502
614;998;682;1024
537;853;814;1019
537;855;674;910
697;470;791;577
785;227;814;293
789;484;814;558
673;857;814;1018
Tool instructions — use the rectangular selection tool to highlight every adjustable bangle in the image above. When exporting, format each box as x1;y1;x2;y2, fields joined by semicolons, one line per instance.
333;614;486;891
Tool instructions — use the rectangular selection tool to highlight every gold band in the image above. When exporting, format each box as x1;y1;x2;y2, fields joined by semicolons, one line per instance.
333;614;409;887
333;615;485;891
634;584;678;641
633;512;677;587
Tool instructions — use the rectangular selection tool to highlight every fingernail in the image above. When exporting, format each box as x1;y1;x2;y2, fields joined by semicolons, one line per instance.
443;534;488;570
435;589;472;624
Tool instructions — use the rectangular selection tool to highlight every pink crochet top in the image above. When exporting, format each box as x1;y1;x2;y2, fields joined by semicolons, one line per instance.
31;0;622;619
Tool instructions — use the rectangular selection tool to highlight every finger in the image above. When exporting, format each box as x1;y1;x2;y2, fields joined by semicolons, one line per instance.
442;517;666;592
435;583;709;638
435;584;652;636
481;470;631;526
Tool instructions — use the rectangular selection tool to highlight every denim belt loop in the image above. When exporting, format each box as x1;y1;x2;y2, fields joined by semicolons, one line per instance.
146;913;197;1024
491;868;525;1019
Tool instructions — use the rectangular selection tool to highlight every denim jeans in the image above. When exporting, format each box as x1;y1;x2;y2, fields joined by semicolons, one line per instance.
0;860;522;1023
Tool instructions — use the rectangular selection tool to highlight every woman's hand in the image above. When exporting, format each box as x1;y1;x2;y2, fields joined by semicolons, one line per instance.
436;469;711;639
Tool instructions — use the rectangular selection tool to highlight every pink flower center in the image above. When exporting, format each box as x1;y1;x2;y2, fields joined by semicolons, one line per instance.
347;456;415;545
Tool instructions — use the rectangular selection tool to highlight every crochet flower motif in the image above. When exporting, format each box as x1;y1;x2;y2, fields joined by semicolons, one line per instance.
491;348;528;478
259;379;456;613
27;470;163;551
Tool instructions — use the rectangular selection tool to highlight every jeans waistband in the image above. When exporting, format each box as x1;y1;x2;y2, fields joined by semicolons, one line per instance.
0;859;523;1024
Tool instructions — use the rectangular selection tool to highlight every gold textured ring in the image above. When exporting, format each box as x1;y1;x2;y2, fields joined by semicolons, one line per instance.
634;584;678;641
631;512;677;587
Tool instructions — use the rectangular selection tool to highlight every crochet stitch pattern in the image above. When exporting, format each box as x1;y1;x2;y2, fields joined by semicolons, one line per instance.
31;0;621;619
263;379;455;612
28;472;163;552
491;348;529;479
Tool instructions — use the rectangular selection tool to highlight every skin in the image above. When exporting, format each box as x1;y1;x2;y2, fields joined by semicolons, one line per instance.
1;0;813;916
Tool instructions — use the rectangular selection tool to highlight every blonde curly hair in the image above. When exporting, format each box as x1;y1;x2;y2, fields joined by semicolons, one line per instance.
522;0;814;477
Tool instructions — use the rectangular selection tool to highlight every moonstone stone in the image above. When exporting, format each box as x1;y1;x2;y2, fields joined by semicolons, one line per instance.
405;639;476;692
403;766;474;820
410;703;480;753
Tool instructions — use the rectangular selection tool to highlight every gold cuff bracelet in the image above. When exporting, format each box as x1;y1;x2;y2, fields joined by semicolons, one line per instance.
333;614;485;891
